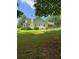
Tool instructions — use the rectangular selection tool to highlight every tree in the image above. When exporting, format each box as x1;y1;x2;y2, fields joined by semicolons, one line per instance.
17;14;29;28
48;15;61;27
17;10;23;18
54;16;61;27
17;2;23;18
34;0;61;16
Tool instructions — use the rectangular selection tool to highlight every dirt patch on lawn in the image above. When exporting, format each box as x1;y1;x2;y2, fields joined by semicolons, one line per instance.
17;44;61;59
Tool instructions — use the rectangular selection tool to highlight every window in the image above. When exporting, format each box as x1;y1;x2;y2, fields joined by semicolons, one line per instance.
43;24;45;26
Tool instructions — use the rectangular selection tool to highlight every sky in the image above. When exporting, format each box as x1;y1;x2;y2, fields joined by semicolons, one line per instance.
17;0;35;18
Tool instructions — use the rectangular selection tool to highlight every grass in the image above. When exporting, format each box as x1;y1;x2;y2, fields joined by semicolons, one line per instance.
17;28;61;59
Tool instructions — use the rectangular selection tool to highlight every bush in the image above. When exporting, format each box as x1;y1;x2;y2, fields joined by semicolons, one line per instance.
21;26;26;30
21;26;33;30
34;27;39;30
26;27;32;30
17;24;22;28
46;27;48;29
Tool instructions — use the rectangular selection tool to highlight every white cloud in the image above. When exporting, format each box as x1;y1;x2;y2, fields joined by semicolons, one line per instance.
21;0;35;9
21;0;26;2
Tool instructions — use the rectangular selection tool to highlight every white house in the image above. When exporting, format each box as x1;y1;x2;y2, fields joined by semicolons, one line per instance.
24;18;48;29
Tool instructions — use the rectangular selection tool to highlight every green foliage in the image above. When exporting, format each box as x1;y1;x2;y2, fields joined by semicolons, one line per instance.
17;14;30;28
34;27;39;30
53;16;61;27
48;15;61;27
20;25;33;30
54;18;61;27
21;26;33;30
26;27;33;30
21;26;26;30
17;2;23;18
17;23;22;28
34;0;61;16
17;10;23;18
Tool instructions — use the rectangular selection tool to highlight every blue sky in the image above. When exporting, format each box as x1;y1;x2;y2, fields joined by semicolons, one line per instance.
17;0;35;18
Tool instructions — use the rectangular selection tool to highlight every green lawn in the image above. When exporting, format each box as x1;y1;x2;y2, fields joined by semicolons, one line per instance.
17;28;61;59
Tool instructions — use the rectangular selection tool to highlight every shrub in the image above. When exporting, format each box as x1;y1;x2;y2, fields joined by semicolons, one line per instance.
21;26;26;30
34;27;39;30
46;27;48;29
26;27;32;30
